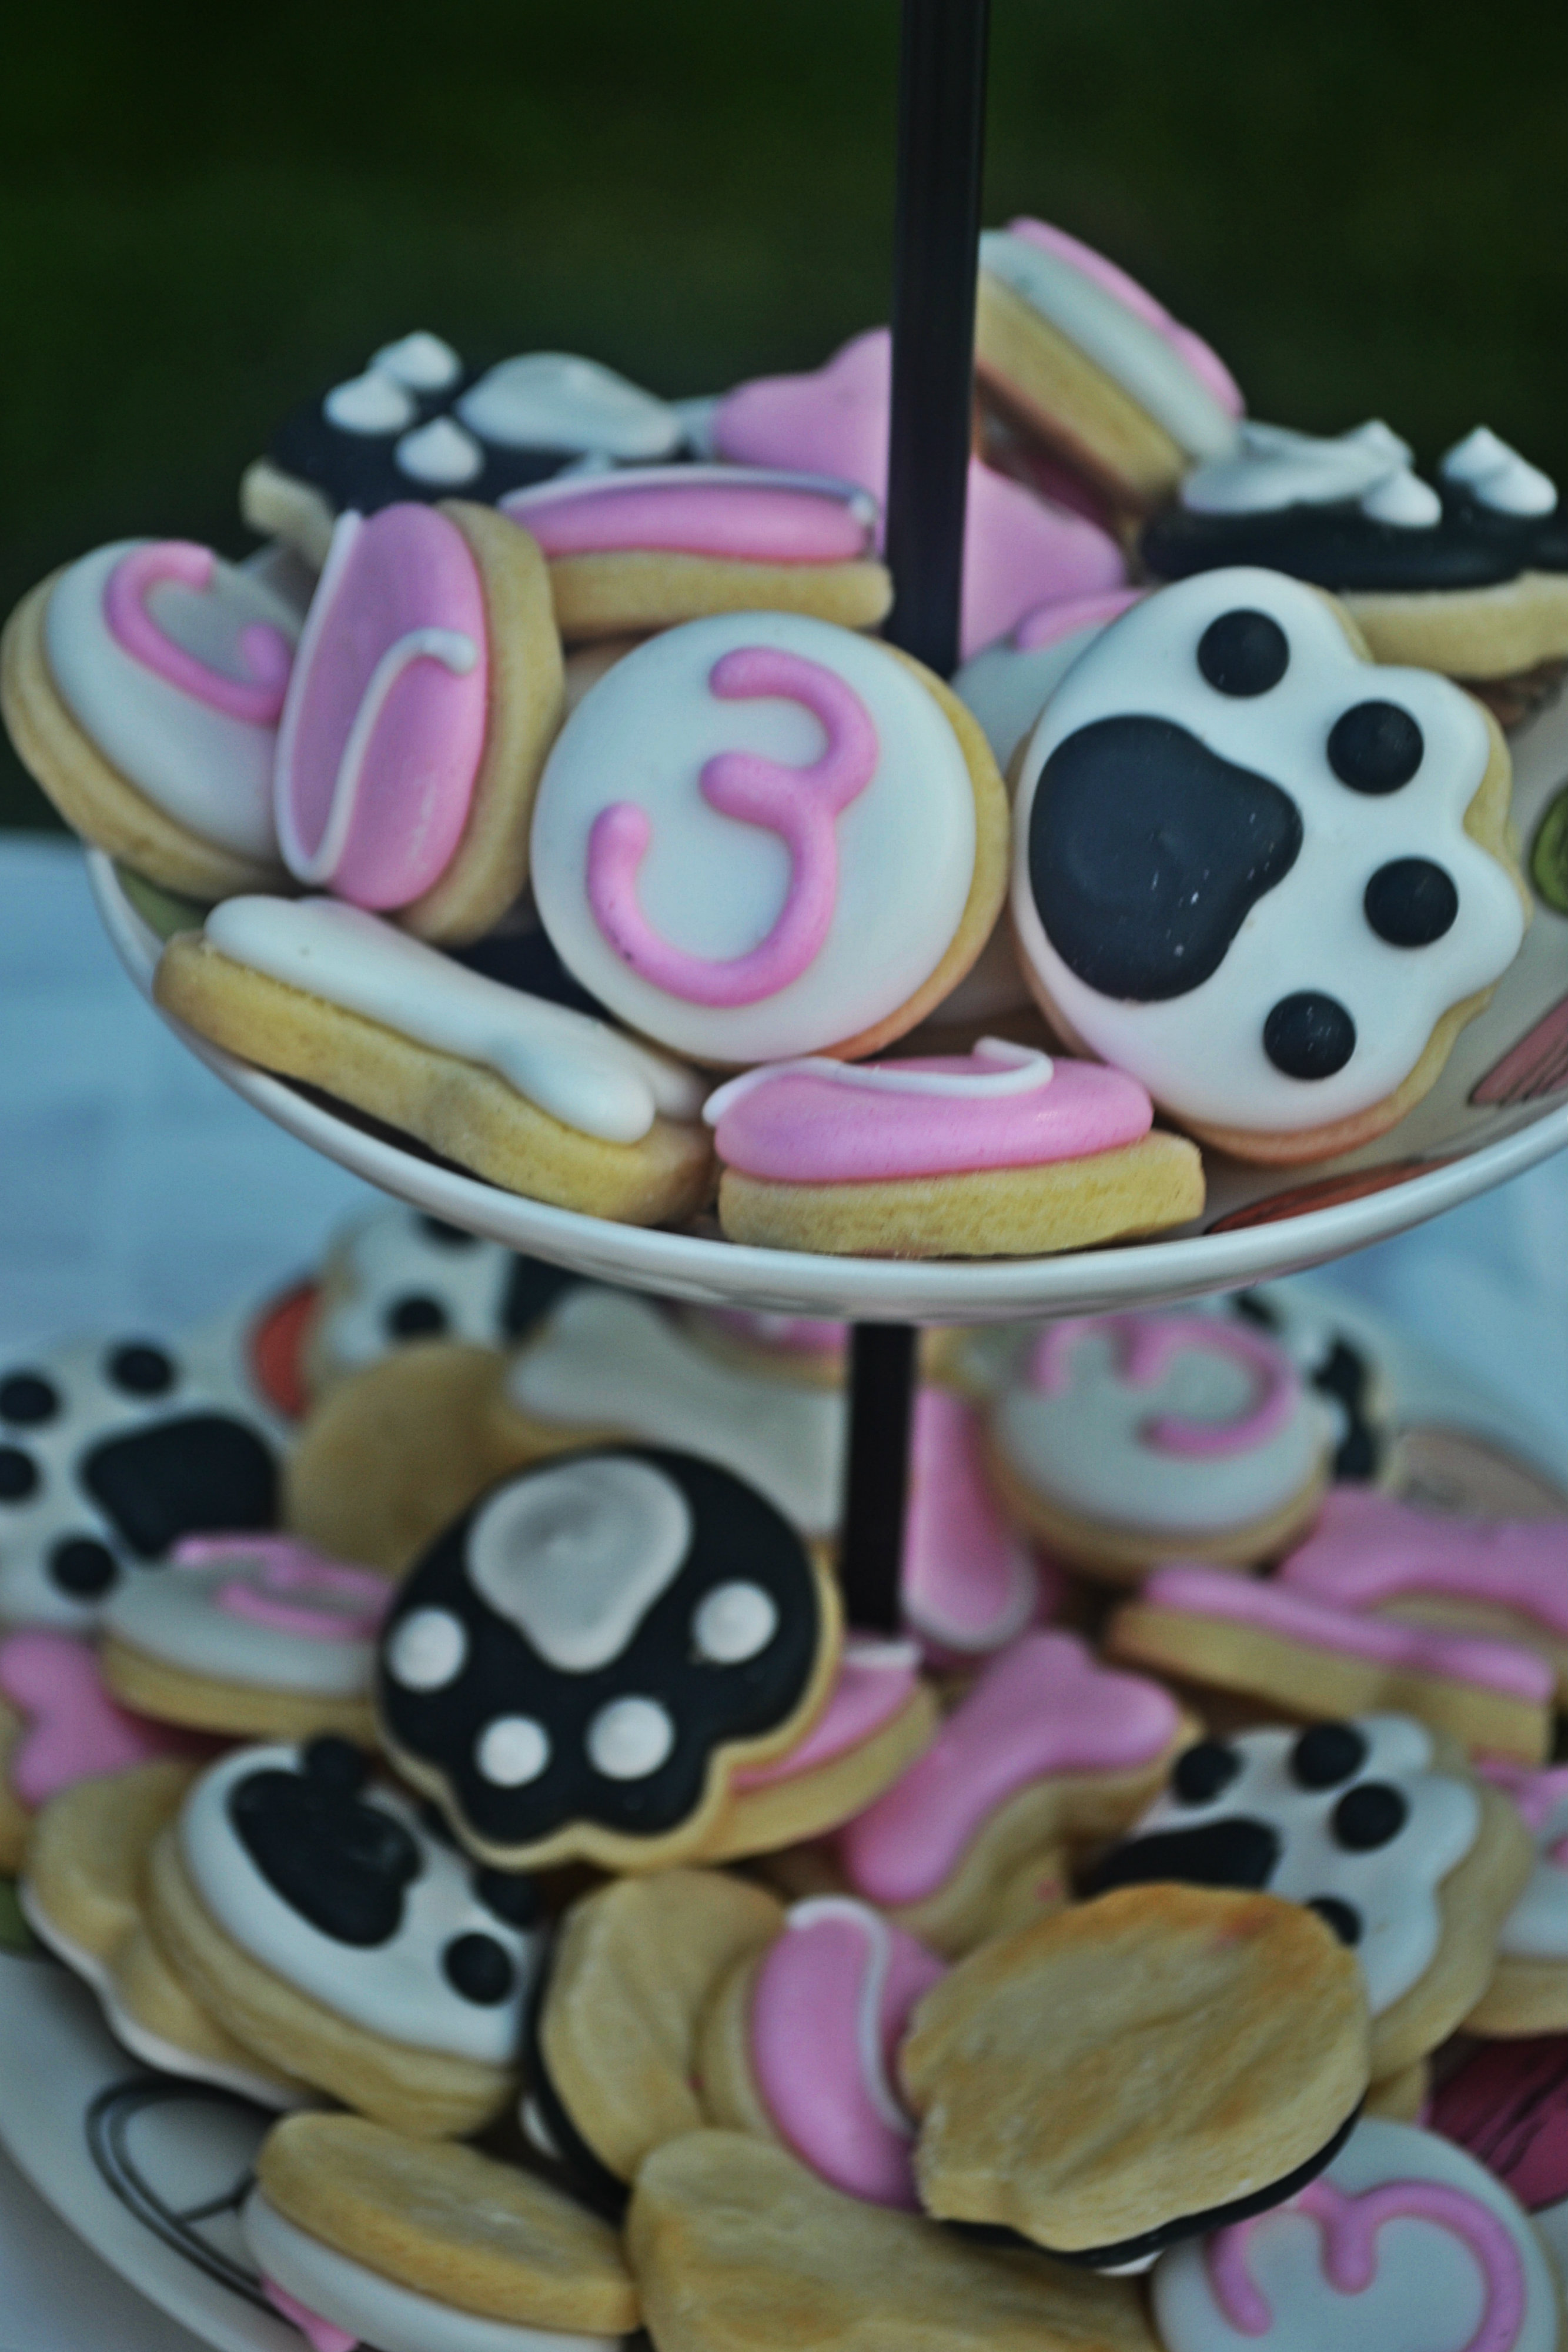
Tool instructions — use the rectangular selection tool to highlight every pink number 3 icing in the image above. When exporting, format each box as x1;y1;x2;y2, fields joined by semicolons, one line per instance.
586;646;877;1005
105;543;293;724
175;1535;390;1642
1029;1315;1298;1459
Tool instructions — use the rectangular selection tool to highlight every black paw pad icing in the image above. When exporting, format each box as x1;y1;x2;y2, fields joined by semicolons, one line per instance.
1086;1715;1479;2023
316;1205;583;1378
1010;567;1524;1137
377;1445;831;1870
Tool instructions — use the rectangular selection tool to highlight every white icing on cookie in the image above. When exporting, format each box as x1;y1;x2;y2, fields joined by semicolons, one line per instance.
44;542;299;858
978;229;1240;462
243;2191;613;2352
369;332;463;393
1182;420;1441;526
202;896;705;1144
395;417;485;486
179;1743;537;2063
1010;567;1525;1132
529;610;978;1063
467;1457;693;1671
101;1536;387;1696
310;1206;534;1378
455;352;681;459
1442;426;1559;519
953;616;1113;769
504;1288;844;1536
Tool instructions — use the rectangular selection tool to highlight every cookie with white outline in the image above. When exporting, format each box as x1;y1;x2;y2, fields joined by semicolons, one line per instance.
145;1737;542;2136
377;1446;841;1873
1009;567;1529;1164
246;2111;637;2352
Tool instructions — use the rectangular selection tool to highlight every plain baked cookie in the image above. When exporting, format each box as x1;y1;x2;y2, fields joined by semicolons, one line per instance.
1009;567;1530;1164
153;896;714;1226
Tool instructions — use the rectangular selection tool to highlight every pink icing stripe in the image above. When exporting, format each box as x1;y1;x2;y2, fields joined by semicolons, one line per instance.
704;1309;847;1356
707;1049;1152;1181
748;1899;946;2207
1029;1315;1300;1458
1206;2176;1527;2349
183;1537;392;1642
838;1629;1178;1907
501;476;873;563
729;1641;922;1790
1005;218;1245;417
0;1629;201;1809
1011;586;1143;651
1140;1565;1554;1703
260;2278;357;2352
273;505;489;910
587;644;877;1005
902;1387;1038;1655
1280;1488;1568;1635
104;543;293;724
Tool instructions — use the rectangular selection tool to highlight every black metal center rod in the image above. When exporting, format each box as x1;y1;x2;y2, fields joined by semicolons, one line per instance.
838;0;992;1634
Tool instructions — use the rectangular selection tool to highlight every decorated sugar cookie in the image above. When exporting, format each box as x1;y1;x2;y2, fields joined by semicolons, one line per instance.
987;1311;1335;1581
974;218;1243;512
1228;1286;1394;1485
901;1388;1042;1661
1280;1487;1568;1701
710;326;1129;658
154;896;713;1227
0;1321;287;1631
243;331;684;565
1091;1715;1533;2076
99;1534;392;1742
1;537;299;897
146;1737;542;2136
834;1629;1188;1955
1106;1565;1554;1764
1009;568;1530;1163
500;465;892;640
1151;2114;1561;2352
0;1627;201;1869
274;500;564;944
377;1446;841;1872
1466;1764;1568;2036
706;1038;1204;1258
530;609;1009;1064
695;1896;947;2207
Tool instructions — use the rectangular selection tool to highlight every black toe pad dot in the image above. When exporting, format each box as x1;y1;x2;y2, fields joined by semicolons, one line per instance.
1263;992;1356;1080
387;1295;449;1339
1309;1896;1363;1946
1197;609;1290;697
0;1374;59;1426
1365;858;1459;947
49;1537;116;1597
443;1932;516;2005
1328;701;1424;793
107;1344;175;1396
1173;1739;1243;1805
0;1447;39;1502
1333;1781;1410;1850
1291;1723;1369;1789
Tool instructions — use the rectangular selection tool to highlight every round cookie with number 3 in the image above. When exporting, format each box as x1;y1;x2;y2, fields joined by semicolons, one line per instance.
529;610;1009;1066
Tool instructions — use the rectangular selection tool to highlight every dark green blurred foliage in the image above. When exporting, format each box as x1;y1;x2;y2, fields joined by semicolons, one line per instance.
4;0;1566;824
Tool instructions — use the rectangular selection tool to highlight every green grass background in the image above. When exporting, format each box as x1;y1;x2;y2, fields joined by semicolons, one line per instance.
5;0;1567;825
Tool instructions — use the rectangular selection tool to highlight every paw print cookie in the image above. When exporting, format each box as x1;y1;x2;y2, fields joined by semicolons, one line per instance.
988;1311;1335;1582
1009;568;1529;1162
530;610;1009;1064
1;537;298;897
274;500;564;946
146;1737;543;2136
1151;2114;1560;2352
0;1322;287;1632
376;1446;841;1872
1091;1715;1533;2077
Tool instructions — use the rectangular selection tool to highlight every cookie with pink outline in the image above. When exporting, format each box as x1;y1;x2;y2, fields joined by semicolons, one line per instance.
1151;2114;1558;2352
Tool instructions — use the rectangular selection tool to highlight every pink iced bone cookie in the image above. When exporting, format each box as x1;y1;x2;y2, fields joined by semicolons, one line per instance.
275;499;564;946
952;586;1143;771
500;465;892;641
711;326;1127;657
1152;2114;1559;2352
975;216;1243;513
0;1628;203;1868
705;1037;1204;1258
1106;1565;1554;1765
834;1629;1188;1955
98;1534;392;1743
902;1386;1043;1660
988;1311;1334;1582
529;609;1008;1065
1465;1765;1568;2035
6;536;301;897
1280;1488;1568;1702
708;1637;939;1862
697;1896;947;2207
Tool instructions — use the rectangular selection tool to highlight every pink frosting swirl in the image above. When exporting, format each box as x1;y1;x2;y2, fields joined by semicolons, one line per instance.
501;467;876;562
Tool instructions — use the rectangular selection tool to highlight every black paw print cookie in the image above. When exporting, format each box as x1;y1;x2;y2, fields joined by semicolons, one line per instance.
148;1736;541;2137
1009;567;1528;1164
1089;1714;1532;2077
0;1321;286;1630
376;1446;841;1872
241;331;686;569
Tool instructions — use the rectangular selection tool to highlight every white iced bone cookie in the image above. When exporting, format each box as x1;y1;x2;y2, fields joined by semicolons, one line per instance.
529;609;1006;1064
1151;2114;1559;2352
1009;567;1526;1154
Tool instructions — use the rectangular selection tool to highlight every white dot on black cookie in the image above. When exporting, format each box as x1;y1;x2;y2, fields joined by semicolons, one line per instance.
1328;701;1425;793
1364;858;1458;947
386;1606;469;1692
476;1715;552;1788
1197;609;1289;696
691;1581;778;1664
587;1695;676;1780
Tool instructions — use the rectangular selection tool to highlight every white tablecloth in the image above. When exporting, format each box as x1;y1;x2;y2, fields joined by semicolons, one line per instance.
1;833;1567;2346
